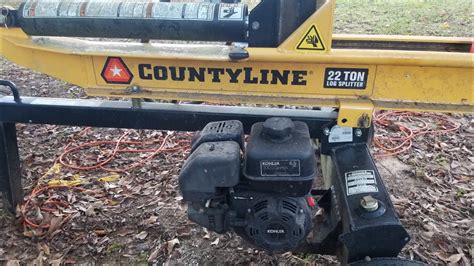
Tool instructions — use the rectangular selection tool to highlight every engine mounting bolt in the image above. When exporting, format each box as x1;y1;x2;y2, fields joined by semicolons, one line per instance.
251;21;260;30
355;129;363;137
130;85;141;94
323;128;330;136
360;195;379;212
247;208;252;213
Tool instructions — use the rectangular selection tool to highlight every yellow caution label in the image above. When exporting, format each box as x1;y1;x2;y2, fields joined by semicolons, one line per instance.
296;25;326;51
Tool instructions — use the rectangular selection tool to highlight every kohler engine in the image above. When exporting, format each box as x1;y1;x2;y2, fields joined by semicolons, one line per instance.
179;118;316;252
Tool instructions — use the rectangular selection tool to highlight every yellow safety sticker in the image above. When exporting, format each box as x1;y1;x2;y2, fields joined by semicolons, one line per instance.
296;24;326;51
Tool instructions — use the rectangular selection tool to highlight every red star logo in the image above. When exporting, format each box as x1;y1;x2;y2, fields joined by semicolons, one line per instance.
101;57;134;84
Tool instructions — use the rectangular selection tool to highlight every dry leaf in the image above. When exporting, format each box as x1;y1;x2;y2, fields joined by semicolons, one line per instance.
166;238;180;254
35;207;44;222
41;243;50;256
98;174;121;183
135;231;148;240
210;238;220;246
94;229;108;237
447;253;463;264
6;260;20;266
148;247;161;263
31;251;45;266
23;230;35;238
49;257;63;266
85;205;96;217
203;228;211;239
47;216;64;236
142;216;159;225
116;229;135;237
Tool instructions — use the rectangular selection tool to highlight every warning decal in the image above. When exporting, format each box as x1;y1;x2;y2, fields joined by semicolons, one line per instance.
345;170;378;196
296;25;326;51
219;4;244;21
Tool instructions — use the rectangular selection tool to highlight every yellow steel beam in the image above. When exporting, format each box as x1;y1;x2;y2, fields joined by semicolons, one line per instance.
1;28;472;127
0;0;472;128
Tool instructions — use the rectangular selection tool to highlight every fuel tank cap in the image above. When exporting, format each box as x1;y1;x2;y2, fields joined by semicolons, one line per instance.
262;117;295;139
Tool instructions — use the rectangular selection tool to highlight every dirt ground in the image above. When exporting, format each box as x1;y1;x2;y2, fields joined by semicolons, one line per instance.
0;0;473;265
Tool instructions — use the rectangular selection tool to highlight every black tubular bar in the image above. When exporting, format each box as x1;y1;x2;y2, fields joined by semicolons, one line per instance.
0;80;21;103
0;96;337;138
0;122;24;213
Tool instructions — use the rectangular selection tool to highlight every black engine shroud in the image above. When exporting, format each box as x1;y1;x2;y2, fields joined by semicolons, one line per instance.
179;118;317;252
178;118;413;264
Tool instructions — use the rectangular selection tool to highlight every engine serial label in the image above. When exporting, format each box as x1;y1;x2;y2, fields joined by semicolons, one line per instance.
324;68;369;89
260;160;301;177
345;170;378;196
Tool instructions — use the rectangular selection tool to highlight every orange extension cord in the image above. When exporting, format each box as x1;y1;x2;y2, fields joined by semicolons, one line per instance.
373;111;460;157
21;112;460;232
21;129;191;232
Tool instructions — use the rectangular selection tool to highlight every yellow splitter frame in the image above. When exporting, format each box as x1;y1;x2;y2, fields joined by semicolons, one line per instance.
1;0;472;128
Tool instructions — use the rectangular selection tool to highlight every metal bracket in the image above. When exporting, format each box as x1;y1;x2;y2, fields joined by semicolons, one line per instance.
337;99;374;128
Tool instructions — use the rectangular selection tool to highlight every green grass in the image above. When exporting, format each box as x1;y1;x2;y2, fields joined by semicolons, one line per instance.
335;0;473;37
107;243;125;254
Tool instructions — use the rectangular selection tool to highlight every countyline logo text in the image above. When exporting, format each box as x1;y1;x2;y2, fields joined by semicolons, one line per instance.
138;64;309;85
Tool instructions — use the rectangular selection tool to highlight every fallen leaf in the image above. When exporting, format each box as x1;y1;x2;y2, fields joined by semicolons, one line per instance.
166;238;180;254
148;247;160;262
135;231;148;240
47;216;64;236
23;230;34;238
48;174;83;187
176;226;191;238
447;253;463;264
94;229;108;237
31;251;45;266
210;238;220;246
35;207;44;222
41;243;50;256
85;205;96;217
92;201;104;208
49;257;62;266
6;260;20;266
203;228;211;239
116;229;135;237
142;215;159;225
98;174;120;183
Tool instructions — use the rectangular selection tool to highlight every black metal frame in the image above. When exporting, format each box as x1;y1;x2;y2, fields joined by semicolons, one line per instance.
0;80;411;264
0;80;349;213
